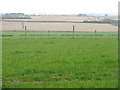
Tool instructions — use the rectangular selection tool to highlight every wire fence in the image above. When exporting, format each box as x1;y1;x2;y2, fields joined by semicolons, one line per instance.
1;23;118;39
2;30;118;39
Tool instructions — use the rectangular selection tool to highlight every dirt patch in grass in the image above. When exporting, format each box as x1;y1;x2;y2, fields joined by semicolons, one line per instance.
10;80;43;83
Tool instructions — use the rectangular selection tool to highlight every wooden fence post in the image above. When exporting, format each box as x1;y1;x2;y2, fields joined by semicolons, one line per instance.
95;30;96;39
48;30;50;39
22;22;24;29
73;25;75;39
25;26;27;39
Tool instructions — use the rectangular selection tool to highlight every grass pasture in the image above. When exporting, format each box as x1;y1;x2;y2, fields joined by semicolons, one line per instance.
2;31;118;88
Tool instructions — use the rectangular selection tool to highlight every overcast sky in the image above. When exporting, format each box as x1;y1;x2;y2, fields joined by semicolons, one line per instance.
0;0;119;14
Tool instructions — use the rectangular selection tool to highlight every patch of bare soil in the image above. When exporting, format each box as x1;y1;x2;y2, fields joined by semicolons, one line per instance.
10;80;43;83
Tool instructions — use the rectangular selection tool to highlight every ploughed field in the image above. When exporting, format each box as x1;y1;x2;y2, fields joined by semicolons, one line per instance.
2;37;118;88
2;22;117;32
1;16;118;32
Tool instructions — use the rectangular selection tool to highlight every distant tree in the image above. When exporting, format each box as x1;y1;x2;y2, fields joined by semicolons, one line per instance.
105;14;108;16
77;14;86;16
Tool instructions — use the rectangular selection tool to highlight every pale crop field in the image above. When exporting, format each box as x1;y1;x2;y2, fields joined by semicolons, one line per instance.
29;16;104;21
2;22;117;32
2;16;104;22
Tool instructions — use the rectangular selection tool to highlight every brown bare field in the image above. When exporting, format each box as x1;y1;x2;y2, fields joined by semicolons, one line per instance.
1;16;118;32
2;16;104;22
29;16;104;22
2;21;117;32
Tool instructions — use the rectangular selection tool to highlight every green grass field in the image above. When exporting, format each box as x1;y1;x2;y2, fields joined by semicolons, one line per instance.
2;31;118;88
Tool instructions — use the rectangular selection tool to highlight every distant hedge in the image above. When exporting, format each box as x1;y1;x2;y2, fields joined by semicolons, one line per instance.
2;15;31;19
83;19;117;26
